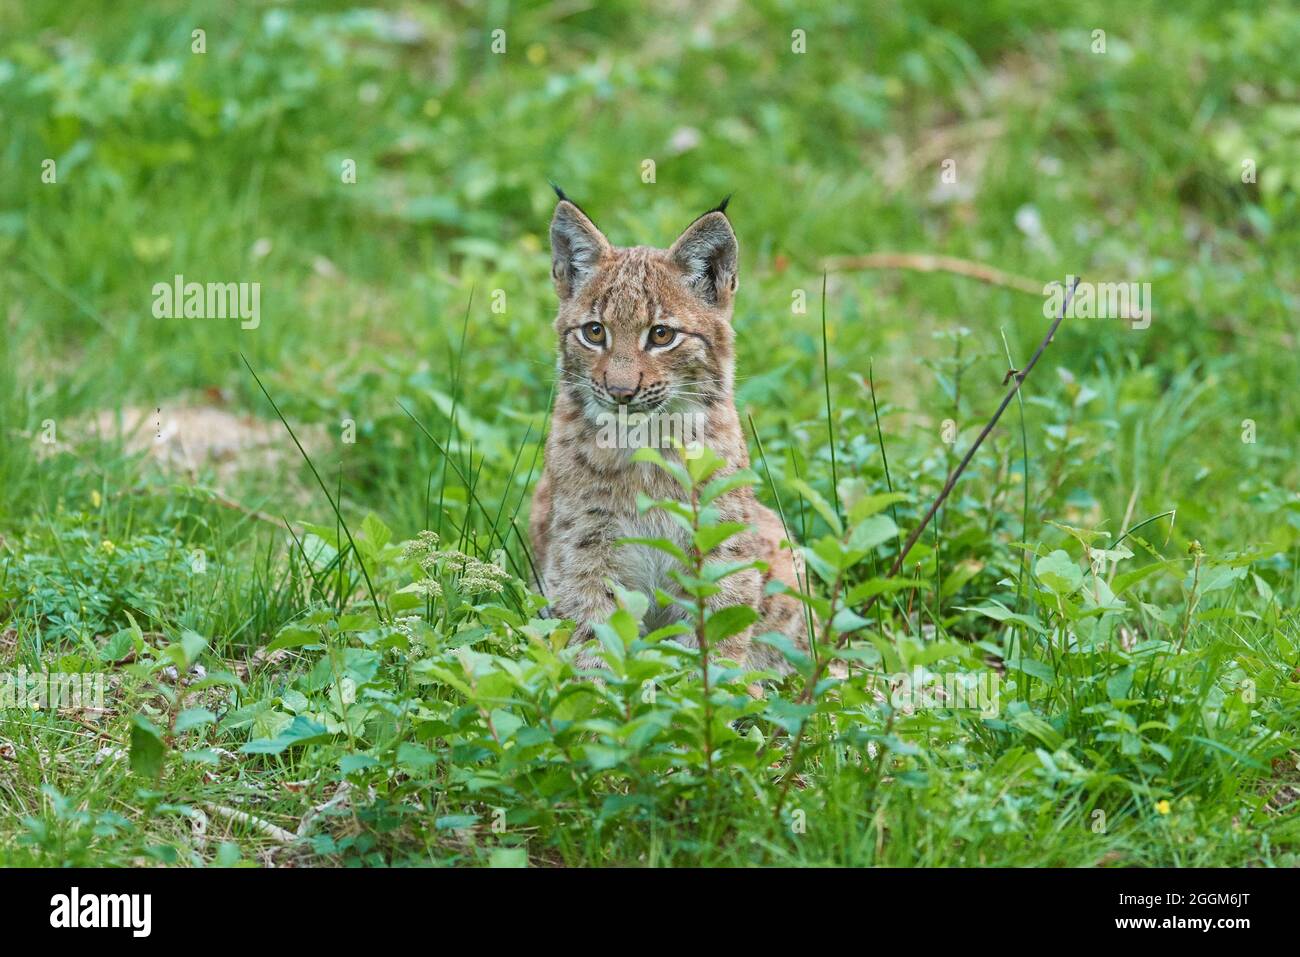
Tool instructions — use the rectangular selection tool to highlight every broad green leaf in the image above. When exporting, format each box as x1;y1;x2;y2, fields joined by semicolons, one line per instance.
174;707;215;733
764;698;815;734
240;716;331;755
959;601;1047;634
1112;560;1175;595
695;521;751;555
1003;656;1055;682
360;512;392;550
265;625;323;654
699;468;757;506
340;754;379;774
705;604;758;645
847;491;909;524
130;714;165;779
489;847;528;868
397;743;439;770
99;629;135;662
1035;550;1083;596
162;629;207;669
1191;564;1247;594
847;513;898;553
788;478;842;537
618;535;688;563
435;814;479;830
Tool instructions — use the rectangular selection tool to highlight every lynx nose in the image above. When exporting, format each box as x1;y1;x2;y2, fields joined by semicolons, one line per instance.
606;382;638;404
605;374;640;404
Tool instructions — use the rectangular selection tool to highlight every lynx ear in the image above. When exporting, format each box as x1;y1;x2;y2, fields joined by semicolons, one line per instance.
668;205;738;307
550;197;610;300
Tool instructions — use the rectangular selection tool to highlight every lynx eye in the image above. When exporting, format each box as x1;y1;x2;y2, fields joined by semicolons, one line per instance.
648;324;676;347
581;321;606;345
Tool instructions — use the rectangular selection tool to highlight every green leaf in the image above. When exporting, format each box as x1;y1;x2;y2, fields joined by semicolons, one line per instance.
240;716;331;755
489;847;528;868
251;708;294;740
1010;709;1063;749
846;513;898;553
340;754;379;774
959;601;1046;634
1192;564;1247;594
764;698;815;734
831;606;872;633
847;491;909;524
265;625;323;654
173;707;216;733
99;629;136;662
162;629;207;669
631;447;689;488
360;512;392;551
685;444;727;485
619;536;688;563
397;742;439;770
129;714;165;779
845;577;917;605
789;478;842;537
1106;666;1135;701
755;632;813;674
1046;521;1111;547
699;468;757;505
1004;656;1055;682
435;814;480;830
695;521;751;555
1035;550;1083;596
705;604;759;645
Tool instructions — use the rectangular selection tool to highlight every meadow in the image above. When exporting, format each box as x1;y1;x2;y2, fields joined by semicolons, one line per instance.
1;0;1298;867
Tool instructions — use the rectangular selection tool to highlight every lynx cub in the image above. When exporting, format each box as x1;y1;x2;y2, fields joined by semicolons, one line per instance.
530;192;809;672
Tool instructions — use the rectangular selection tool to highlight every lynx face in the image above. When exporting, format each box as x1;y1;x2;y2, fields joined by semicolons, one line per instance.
549;197;739;422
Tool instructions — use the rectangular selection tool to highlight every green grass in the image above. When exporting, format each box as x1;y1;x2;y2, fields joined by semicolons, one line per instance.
1;0;1298;867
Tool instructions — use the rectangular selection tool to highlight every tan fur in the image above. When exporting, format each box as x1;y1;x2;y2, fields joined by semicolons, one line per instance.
530;197;809;672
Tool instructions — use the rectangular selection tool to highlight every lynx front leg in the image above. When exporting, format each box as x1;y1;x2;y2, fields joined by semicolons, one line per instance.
544;534;622;669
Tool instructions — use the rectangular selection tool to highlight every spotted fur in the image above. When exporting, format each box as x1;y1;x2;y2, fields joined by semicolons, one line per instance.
530;196;810;672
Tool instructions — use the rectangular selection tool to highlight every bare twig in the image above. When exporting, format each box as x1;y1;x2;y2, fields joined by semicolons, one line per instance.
841;276;1081;644
204;803;298;843
822;252;1044;295
772;276;1080;820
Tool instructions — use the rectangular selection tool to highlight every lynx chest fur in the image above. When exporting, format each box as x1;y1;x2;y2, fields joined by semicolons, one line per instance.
529;192;809;672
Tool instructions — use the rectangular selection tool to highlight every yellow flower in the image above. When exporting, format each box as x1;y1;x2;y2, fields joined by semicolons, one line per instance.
1155;800;1171;815
90;489;102;508
100;540;116;555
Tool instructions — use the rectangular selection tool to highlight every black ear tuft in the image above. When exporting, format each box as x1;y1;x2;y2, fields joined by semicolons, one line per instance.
550;181;569;203
550;199;610;300
709;194;732;216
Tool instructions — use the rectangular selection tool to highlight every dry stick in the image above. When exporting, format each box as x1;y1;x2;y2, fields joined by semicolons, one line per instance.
842;275;1078;649
772;277;1080;820
822;253;1044;296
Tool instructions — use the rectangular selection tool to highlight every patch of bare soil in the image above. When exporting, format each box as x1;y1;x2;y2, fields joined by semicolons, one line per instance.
33;394;331;502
